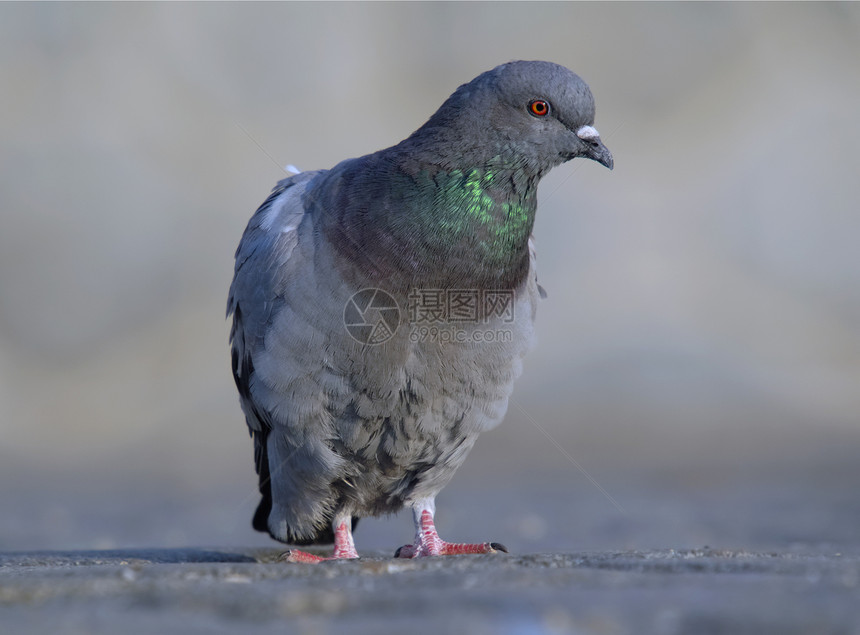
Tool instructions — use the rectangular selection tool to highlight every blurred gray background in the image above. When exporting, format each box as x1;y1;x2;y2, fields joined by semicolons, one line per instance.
1;2;858;555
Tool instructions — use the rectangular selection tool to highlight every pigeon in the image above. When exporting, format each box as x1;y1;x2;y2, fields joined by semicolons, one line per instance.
227;60;612;562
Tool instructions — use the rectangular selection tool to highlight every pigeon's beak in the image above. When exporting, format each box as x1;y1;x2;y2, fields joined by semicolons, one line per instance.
576;125;614;170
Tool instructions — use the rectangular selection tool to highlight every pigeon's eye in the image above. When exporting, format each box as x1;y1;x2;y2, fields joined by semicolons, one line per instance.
528;99;550;117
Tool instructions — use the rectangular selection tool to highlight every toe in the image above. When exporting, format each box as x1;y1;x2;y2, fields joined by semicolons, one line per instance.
280;549;327;564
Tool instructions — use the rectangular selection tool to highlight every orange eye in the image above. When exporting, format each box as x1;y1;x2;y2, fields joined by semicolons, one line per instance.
528;99;550;117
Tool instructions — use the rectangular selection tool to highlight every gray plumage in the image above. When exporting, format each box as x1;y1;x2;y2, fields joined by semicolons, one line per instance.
227;60;612;551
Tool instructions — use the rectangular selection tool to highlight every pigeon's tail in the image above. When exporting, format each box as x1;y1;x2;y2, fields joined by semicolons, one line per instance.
251;429;360;545
253;497;361;546
251;427;275;534
257;512;362;546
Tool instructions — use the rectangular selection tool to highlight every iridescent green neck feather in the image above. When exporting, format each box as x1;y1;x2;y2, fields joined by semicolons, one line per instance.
434;169;532;246
318;156;540;290
407;166;538;287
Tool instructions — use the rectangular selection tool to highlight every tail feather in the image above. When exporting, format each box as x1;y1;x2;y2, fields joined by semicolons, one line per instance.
251;428;360;545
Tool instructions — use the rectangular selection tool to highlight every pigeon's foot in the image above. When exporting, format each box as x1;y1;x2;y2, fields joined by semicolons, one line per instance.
281;518;359;564
394;539;507;558
394;505;508;558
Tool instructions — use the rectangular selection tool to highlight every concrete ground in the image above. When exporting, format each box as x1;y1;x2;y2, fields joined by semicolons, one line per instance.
2;547;859;635
2;464;860;635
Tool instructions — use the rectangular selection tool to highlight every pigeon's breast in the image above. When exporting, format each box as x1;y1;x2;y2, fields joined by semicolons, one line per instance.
323;277;539;509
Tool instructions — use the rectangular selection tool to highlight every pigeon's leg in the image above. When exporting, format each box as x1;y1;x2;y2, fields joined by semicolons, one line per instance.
282;513;359;563
394;497;507;558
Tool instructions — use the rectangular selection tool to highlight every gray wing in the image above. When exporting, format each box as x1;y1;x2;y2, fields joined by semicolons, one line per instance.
228;172;316;432
227;170;344;544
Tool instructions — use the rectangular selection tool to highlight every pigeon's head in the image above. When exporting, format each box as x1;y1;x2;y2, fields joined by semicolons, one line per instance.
410;60;613;174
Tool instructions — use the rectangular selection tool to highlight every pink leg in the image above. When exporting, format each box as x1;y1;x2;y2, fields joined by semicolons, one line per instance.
282;513;359;564
395;498;507;558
